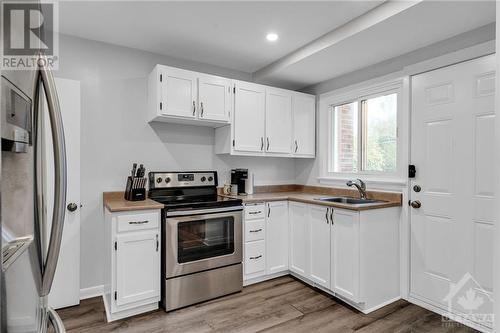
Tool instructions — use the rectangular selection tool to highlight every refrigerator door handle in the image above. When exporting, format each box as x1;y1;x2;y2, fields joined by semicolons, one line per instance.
34;54;68;297
48;307;66;333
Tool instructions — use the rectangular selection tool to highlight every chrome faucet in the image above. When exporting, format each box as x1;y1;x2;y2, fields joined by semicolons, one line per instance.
346;179;367;199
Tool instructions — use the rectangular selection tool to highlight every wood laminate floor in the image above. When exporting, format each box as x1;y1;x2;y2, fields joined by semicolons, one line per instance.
54;276;479;333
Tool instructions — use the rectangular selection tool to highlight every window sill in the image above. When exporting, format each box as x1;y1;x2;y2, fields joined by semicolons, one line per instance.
318;176;408;188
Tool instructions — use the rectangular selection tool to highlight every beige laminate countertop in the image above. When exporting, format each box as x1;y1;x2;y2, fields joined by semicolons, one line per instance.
222;190;402;211
103;192;164;212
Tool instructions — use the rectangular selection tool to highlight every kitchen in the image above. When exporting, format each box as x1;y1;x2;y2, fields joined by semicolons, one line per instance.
1;1;499;332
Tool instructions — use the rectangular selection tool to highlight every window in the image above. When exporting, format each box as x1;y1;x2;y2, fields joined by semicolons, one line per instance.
330;92;398;174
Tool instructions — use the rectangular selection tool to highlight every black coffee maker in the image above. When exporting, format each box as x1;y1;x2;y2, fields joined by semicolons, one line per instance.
231;168;248;195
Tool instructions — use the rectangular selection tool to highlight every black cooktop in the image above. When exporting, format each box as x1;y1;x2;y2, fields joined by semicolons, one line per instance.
151;194;242;211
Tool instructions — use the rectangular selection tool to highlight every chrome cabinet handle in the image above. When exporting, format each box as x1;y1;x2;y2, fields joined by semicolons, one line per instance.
330;208;334;225
129;220;148;225
156;234;159;252
325;208;329;224
192;101;196;116
250;255;262;260
34;54;68;297
249;229;262;233
248;211;261;215
295;140;298;153
267;138;270;151
200;102;204;117
267;203;270;217
48;307;66;333
261;137;264;151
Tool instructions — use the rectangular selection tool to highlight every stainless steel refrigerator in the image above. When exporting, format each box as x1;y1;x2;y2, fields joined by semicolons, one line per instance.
1;2;67;332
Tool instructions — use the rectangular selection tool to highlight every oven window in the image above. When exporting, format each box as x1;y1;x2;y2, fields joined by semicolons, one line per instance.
177;216;234;263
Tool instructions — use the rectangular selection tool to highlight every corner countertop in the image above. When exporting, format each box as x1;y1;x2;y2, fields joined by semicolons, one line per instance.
103;192;164;212
221;186;402;211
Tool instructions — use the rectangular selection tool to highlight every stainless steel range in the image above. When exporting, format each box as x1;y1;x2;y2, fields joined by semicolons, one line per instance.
148;171;243;311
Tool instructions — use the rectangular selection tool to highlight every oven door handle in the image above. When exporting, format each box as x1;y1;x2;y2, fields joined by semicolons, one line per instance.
166;206;243;217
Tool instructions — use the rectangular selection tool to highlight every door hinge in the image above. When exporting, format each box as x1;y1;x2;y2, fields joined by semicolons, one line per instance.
114;241;117;251
114;291;117;300
232;139;235;147
160;102;162;110
408;165;416;178
160;74;162;82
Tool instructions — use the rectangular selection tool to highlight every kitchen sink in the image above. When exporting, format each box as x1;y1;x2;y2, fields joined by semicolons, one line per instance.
315;197;385;205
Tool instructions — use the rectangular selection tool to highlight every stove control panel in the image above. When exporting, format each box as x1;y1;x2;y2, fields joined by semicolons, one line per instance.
149;171;217;188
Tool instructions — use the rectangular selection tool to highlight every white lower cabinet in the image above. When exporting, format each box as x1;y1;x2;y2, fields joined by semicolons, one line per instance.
266;201;289;275
331;209;359;302
309;205;331;288
289;202;310;277
104;208;161;322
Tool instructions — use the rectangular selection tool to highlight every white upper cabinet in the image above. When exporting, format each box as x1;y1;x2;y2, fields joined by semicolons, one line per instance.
265;88;292;154
292;93;316;157
309;205;331;288
160;66;197;119
198;74;232;122
266;201;289;275
233;81;266;153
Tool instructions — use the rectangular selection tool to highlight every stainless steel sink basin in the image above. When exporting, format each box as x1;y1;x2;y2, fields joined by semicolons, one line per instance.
315;197;385;205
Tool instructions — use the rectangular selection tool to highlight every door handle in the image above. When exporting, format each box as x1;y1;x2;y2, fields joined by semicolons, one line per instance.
295;140;298;153
260;137;264;150
330;208;334;225
67;203;78;212
34;54;68;297
192;101;196;116
200;102;204;117
267;203;270;218
410;200;422;209
267;138;270;151
325;208;329;224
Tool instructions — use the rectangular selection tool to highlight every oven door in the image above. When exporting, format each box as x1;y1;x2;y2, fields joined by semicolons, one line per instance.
164;207;242;278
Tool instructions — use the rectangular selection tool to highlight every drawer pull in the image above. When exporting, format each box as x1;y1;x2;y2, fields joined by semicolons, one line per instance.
249;228;262;233
248;211;261;215
249;255;262;260
129;220;149;225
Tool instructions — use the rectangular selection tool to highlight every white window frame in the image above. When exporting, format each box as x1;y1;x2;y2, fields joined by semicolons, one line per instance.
318;77;409;187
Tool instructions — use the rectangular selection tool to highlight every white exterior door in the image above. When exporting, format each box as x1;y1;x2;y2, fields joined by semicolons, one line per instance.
198;75;231;122
309;205;330;288
45;78;81;309
233;81;265;153
265;88;292;154
331;209;360;302
289;202;309;277
160;67;197;118
266;201;289;275
292;93;315;156
116;231;160;306
410;55;495;321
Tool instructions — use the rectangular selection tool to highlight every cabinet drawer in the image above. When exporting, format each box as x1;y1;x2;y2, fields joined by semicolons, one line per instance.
245;204;265;220
245;219;265;242
244;241;265;275
117;211;159;232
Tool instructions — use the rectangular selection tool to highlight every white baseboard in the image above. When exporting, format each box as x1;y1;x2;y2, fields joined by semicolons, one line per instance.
80;285;104;300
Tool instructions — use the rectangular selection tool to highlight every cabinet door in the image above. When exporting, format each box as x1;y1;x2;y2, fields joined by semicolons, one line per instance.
115;231;160;306
233;81;265;153
265;88;292;154
331;209;360;302
266;201;289;275
160;66;197;118
198;75;231;122
292;93;315;156
309;205;331;288
289;202;310;277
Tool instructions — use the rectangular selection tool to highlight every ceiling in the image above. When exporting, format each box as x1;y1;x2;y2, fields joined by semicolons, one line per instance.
59;1;496;89
59;1;382;73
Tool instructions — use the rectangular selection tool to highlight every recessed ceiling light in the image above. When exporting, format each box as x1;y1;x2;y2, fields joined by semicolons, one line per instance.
266;33;279;42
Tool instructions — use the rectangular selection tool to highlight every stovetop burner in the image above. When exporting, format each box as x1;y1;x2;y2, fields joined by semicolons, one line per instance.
148;171;242;211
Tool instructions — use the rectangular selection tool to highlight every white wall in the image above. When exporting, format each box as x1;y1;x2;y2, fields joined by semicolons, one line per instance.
55;34;296;290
